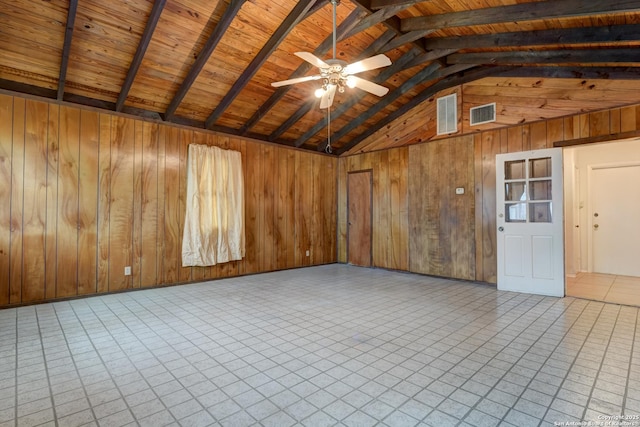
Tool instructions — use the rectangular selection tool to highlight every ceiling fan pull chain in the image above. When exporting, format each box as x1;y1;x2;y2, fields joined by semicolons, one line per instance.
326;106;333;154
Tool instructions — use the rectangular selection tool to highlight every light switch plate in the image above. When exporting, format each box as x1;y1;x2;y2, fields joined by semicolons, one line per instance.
455;187;465;195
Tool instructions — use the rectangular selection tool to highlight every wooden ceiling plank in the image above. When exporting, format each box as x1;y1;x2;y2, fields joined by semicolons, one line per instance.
204;0;318;129
401;0;640;32
370;0;424;10
115;0;167;112
164;0;246;121
336;65;504;154
57;0;78;101
425;24;640;50
239;7;366;134
448;48;640;65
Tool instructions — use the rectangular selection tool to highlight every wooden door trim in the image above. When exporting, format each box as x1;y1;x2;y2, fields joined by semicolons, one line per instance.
347;169;373;267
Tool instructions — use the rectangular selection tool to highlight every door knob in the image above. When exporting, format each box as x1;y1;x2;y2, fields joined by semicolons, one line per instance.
594;224;599;229
498;226;504;232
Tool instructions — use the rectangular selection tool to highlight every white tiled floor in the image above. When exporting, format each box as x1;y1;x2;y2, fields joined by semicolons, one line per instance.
1;264;640;427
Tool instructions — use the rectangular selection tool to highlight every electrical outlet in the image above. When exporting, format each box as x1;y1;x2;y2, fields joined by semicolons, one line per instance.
455;187;465;195
124;266;132;276
306;250;310;257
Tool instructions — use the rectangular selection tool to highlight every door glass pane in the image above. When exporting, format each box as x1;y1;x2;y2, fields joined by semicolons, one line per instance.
506;203;527;222
505;182;527;202
530;202;552;223
529;157;552;178
505;160;525;180
529;180;552;201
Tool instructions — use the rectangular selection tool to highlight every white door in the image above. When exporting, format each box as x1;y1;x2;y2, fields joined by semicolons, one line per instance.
590;164;640;276
496;148;565;297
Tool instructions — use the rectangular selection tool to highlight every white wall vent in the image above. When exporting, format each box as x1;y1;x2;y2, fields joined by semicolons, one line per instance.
470;102;496;126
437;93;457;135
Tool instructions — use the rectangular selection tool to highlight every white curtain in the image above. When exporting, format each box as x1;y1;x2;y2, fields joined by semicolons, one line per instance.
182;144;245;266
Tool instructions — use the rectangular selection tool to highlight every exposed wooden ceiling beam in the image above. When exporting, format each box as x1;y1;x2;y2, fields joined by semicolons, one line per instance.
204;0;318;129
57;0;78;101
116;0;166;112
370;0;424;10
380;30;434;53
496;66;640;80
425;24;640;50
0;78;164;121
447;48;640;65
336;65;506;154
402;0;640;32
350;0;426;52
239;7;366;134
164;0;246;121
344;4;413;39
554;129;640;147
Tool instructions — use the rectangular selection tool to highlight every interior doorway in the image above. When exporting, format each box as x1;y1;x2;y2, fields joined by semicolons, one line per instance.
564;138;640;304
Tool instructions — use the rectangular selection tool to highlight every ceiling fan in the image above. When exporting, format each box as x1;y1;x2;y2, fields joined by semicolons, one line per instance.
271;0;392;109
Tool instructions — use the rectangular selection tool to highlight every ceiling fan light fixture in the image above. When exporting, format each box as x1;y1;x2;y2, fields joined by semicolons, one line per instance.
345;75;356;88
314;87;325;98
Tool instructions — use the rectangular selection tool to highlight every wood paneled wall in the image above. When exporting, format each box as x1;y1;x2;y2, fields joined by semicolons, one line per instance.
408;136;475;280
337;148;409;271
338;103;640;284
0;94;336;306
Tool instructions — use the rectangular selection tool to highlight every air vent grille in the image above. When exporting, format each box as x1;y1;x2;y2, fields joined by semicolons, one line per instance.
437;93;457;135
470;103;496;126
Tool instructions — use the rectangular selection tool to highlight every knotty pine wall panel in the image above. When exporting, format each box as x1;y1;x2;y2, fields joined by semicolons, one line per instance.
78;109;100;296
0;96;15;304
0;94;337;306
109;116;135;292
44;105;59;300
22;100;48;302
139;121;160;288
9;97;25;303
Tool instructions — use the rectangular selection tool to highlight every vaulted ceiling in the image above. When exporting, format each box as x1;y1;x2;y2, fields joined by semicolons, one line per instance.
2;0;640;155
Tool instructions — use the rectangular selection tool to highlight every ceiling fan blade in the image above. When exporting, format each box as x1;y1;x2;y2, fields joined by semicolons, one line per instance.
295;52;330;69
343;54;392;75
349;76;389;97
271;74;321;87
319;85;337;109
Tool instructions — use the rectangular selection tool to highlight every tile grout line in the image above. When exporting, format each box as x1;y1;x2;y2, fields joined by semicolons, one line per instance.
620;306;638;416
